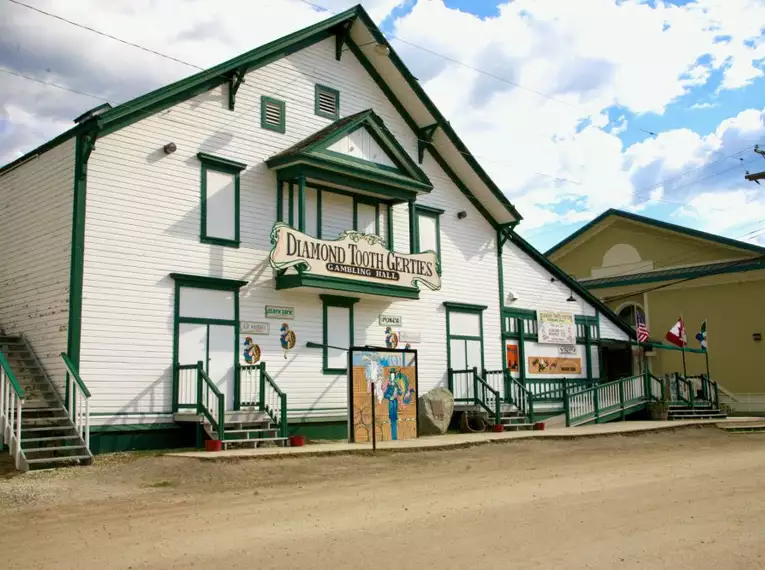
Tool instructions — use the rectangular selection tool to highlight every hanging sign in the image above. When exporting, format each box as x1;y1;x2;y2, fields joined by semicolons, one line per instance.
379;314;402;326
265;305;294;320
537;311;575;345
528;356;582;375
241;321;269;335
269;223;441;291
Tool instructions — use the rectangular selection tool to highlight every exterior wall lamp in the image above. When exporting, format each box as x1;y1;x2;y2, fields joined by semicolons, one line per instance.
163;142;177;154
457;211;467;219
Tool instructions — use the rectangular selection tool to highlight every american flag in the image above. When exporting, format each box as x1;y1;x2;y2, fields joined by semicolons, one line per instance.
636;311;650;343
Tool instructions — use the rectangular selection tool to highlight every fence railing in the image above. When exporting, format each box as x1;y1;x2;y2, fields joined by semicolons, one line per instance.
60;353;92;450
448;368;478;401
238;364;260;408
196;362;224;441
259;362;287;438
482;369;505;400
0;351;24;470
175;364;199;412
566;374;647;427
505;373;532;422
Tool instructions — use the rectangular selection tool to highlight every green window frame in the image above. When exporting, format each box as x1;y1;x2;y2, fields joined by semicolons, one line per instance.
412;204;444;262
444;302;487;390
261;96;286;133
198;152;246;248
315;84;340;120
321;294;359;374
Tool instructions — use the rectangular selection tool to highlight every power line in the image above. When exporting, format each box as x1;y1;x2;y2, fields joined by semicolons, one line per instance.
0;68;115;102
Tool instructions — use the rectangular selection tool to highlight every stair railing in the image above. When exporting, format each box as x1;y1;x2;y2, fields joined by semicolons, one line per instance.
447;368;476;402
472;367;500;425
258;362;287;438
196;361;225;441
505;371;532;423
676;375;693;407
566;374;646;427
60;353;92;449
0;351;25;470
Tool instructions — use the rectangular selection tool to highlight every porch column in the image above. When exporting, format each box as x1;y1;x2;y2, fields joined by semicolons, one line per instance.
585;325;592;382
297;175;306;232
518;318;527;386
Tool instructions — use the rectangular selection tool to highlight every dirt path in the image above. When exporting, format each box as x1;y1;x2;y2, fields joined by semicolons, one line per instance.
2;427;765;569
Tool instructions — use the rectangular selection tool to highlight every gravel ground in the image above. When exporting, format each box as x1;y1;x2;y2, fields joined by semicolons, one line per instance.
1;426;764;569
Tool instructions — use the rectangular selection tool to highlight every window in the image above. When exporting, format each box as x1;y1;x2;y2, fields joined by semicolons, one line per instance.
618;304;645;330
353;198;379;235
321;295;359;374
198;152;246;248
315;84;340;120
261;96;286;133
413;204;444;260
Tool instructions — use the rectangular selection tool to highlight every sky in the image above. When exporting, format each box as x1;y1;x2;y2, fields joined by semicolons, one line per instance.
2;0;765;251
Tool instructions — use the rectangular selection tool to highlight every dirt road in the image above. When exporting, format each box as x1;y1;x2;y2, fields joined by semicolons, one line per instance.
2;427;764;569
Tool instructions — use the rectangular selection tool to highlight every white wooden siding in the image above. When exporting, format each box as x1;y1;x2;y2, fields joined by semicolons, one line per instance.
78;37;518;420
327;127;396;168
599;314;629;341
0;140;74;392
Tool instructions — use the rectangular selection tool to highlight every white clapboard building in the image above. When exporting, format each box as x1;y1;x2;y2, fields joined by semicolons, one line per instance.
0;5;637;465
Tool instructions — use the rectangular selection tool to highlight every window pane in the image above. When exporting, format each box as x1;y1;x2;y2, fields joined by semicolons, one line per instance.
418;213;437;253
321;192;353;239
356;203;376;235
465;340;482;369
449;339;466;369
449;311;481;337
305;187;318;237
205;170;236;241
326;306;350;369
179;287;234;320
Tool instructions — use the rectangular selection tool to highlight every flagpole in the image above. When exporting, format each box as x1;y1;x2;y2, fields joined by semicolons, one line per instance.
704;317;710;380
681;314;688;378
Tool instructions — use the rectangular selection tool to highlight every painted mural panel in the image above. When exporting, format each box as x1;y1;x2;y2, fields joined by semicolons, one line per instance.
349;349;418;443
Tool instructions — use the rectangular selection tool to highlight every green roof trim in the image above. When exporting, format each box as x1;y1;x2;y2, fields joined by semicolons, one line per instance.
546;208;765;257
581;257;765;290
1;4;521;226
266;109;432;188
508;230;636;340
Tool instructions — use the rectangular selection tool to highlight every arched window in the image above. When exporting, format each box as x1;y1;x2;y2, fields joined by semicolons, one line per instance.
617;304;646;330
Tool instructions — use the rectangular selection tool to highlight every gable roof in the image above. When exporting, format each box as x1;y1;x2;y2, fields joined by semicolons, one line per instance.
507;230;636;340
546;208;765;258
266;109;432;188
1;5;521;227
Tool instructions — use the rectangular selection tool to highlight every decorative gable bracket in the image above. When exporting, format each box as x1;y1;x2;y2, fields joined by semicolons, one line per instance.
228;69;246;111
416;123;439;164
334;20;355;61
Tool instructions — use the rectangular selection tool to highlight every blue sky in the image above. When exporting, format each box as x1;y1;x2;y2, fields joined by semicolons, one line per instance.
2;0;765;250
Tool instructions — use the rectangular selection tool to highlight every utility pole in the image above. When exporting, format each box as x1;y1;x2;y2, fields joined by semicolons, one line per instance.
744;145;765;184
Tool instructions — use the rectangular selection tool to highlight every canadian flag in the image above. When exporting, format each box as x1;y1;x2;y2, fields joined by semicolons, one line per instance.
666;317;687;348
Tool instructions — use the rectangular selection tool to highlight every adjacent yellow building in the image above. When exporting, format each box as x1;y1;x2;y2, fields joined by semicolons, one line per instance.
547;209;765;412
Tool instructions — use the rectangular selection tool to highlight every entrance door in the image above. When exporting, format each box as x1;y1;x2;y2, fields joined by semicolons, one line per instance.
177;323;235;410
446;306;485;401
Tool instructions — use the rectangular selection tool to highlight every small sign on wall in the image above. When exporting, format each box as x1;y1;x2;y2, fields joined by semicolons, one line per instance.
241;321;269;335
528;356;582;375
265;305;294;320
379;314;402;327
538;311;576;345
399;330;421;344
558;345;577;355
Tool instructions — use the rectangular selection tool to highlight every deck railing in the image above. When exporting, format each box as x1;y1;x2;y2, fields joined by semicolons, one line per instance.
259;362;287;438
60;353;92;450
566;374;647;427
175;364;199;412
473;368;501;425
0;351;24;470
238;364;260;408
447;368;477;402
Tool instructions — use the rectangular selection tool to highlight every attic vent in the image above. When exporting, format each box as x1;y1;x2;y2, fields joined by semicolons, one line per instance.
260;96;286;133
315;84;340;120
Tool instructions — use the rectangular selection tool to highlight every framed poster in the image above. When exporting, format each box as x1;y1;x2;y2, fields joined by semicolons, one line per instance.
538;311;575;345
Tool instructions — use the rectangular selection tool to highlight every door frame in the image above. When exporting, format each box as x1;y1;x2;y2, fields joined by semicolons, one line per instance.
444;302;487;400
170;273;248;412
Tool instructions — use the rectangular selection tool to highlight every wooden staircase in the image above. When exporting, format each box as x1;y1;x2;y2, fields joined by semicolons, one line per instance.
1;336;92;471
203;409;288;449
668;403;727;421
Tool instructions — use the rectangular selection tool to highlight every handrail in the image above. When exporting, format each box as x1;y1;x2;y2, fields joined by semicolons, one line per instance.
259;362;287;438
530;381;596;400
60;352;91;450
238;363;260;408
566;374;645;427
0;351;24;399
472;368;500;425
0;351;25;470
197;362;225;441
60;353;92;397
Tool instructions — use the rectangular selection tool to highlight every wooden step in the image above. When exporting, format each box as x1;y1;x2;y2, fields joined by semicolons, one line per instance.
22;435;83;443
23;445;88;454
25;455;92;466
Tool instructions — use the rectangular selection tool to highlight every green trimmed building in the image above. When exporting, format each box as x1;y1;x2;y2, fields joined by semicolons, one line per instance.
0;6;638;466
